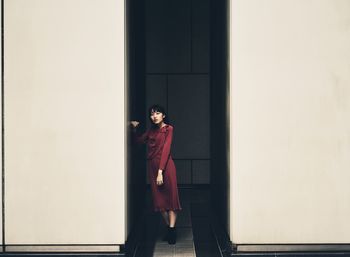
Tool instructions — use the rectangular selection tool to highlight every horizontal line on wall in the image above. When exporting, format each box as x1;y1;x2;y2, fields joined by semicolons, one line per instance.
172;158;211;161
146;184;210;189
178;184;210;189
237;244;350;252
4;244;120;252
146;72;209;75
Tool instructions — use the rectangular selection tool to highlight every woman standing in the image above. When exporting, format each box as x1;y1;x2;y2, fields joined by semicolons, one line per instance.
130;104;182;244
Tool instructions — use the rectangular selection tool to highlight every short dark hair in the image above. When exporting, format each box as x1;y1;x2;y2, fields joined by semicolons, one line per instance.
148;104;170;127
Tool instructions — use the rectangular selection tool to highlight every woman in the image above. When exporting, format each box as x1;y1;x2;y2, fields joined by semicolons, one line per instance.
130;104;182;245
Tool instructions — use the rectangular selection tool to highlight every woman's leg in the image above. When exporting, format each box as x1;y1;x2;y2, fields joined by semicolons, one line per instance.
168;210;177;227
161;211;170;226
167;210;177;244
161;211;170;241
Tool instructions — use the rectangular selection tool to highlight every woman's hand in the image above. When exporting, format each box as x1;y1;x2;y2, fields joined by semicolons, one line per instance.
156;170;163;186
130;121;140;128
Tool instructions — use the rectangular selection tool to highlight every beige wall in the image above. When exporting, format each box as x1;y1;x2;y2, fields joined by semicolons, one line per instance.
4;0;125;249
230;0;350;244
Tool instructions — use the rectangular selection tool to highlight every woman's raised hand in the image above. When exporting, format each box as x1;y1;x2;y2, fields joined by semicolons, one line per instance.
130;121;140;128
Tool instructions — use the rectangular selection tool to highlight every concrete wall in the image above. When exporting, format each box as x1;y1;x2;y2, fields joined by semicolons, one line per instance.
4;0;125;252
230;0;350;245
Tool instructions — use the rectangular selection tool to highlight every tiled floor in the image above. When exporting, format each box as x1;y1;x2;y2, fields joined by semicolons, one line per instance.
189;190;222;257
152;201;196;257
134;188;222;257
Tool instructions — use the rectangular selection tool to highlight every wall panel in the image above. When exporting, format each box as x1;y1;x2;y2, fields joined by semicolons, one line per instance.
168;75;210;159
145;0;191;73
230;0;350;245
4;0;125;248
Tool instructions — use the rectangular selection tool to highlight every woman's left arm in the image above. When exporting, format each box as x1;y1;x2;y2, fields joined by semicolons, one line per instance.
159;126;174;171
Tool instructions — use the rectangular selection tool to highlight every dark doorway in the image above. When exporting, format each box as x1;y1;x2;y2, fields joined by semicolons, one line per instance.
126;0;229;256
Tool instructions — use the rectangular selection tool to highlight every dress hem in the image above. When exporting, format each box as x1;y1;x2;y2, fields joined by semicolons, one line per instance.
153;207;182;212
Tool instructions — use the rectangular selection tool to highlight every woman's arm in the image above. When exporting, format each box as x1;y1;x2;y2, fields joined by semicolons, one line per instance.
132;127;149;144
159;126;173;171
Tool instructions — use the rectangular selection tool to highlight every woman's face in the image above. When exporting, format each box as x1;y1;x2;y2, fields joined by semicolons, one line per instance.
150;110;165;125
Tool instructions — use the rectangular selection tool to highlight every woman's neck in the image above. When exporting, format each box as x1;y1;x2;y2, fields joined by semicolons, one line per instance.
157;122;166;128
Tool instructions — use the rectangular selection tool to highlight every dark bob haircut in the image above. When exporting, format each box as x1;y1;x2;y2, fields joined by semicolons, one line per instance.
148;104;170;127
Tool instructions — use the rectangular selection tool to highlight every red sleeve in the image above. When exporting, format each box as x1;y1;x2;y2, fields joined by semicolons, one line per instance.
159;126;173;170
132;128;149;144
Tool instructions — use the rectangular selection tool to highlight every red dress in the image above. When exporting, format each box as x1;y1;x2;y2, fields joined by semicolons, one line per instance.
133;124;182;212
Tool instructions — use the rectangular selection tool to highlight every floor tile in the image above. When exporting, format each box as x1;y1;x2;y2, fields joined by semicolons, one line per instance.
193;242;222;257
177;227;194;241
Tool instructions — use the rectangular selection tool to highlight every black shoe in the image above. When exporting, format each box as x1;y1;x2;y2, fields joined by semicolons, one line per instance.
162;226;170;241
167;227;176;245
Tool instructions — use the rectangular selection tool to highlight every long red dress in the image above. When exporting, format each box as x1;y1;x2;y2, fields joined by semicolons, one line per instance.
133;124;182;212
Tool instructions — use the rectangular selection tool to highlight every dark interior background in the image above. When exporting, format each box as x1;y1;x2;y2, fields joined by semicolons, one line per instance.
145;0;210;186
127;0;229;238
